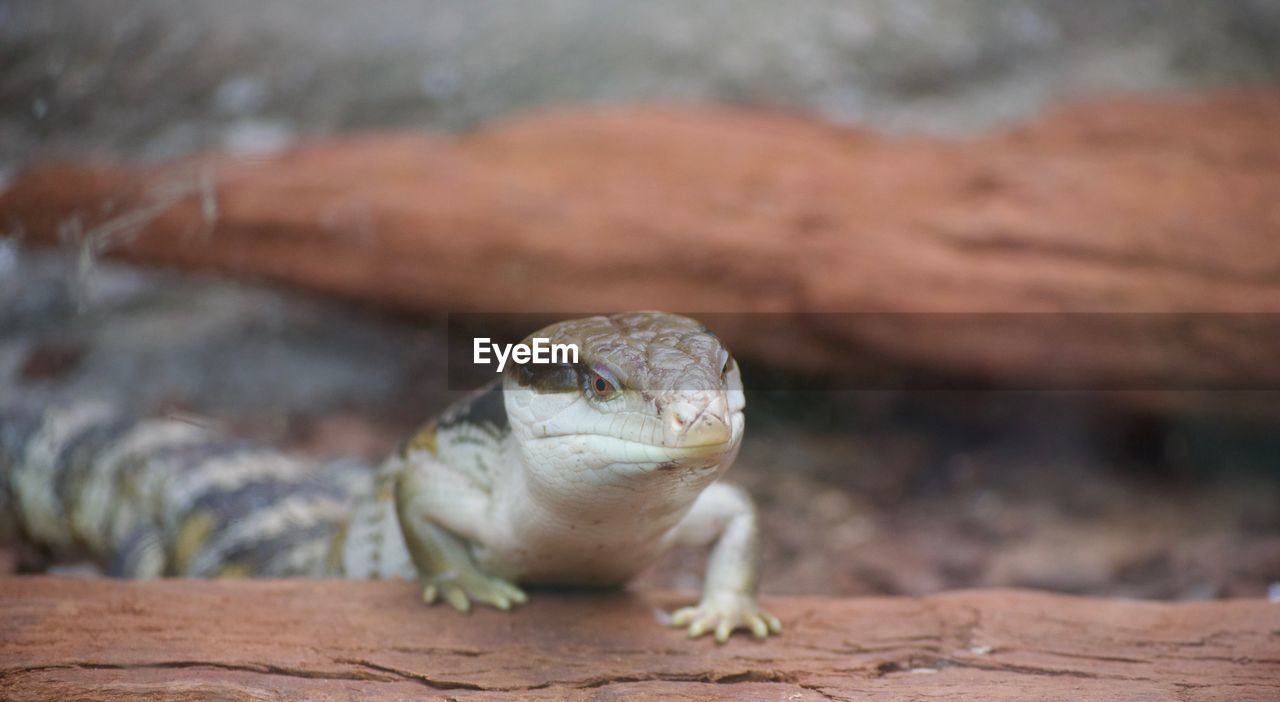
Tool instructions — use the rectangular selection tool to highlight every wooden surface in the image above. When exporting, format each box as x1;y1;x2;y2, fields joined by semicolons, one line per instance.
1;577;1276;701
5;93;1280;407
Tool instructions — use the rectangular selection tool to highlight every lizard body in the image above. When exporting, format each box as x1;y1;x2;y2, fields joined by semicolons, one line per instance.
1;312;778;642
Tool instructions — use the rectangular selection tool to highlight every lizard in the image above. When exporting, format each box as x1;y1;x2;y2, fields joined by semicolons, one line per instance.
0;311;780;643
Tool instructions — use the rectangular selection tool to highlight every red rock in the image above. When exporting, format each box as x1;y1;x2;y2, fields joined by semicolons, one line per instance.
4;93;1280;410
0;577;1275;701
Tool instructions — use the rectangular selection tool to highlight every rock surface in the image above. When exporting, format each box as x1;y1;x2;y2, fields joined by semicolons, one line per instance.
0;577;1276;701
6;0;1280;166
4;92;1280;405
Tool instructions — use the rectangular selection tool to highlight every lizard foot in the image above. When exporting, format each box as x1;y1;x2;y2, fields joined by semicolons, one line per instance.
420;570;528;613
670;592;782;643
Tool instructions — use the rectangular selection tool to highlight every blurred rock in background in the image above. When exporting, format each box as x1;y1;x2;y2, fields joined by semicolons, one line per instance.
0;245;442;454
2;0;1279;170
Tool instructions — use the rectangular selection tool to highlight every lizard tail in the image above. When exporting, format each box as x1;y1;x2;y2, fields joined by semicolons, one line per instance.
0;402;373;579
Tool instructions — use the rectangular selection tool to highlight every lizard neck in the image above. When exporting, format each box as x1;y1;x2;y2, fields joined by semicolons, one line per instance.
506;432;726;522
483;436;727;585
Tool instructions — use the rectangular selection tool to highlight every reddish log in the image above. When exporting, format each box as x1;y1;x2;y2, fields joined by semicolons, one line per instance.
3;93;1280;403
1;577;1276;701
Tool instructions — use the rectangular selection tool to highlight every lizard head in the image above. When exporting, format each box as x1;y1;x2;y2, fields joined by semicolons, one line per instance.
502;312;745;482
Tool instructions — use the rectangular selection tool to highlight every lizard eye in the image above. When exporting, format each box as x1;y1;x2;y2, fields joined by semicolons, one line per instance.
718;350;734;379
587;367;618;400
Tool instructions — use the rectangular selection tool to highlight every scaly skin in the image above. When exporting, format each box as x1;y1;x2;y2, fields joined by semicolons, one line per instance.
386;312;779;642
0;403;363;578
1;312;779;643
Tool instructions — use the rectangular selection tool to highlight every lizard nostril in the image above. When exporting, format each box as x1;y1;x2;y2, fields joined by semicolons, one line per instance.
668;404;701;433
663;401;730;449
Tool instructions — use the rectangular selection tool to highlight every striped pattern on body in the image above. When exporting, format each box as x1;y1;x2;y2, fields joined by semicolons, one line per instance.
0;403;373;579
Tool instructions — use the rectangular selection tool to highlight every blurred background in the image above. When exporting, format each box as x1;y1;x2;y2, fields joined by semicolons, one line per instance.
5;0;1280;165
2;1;1279;600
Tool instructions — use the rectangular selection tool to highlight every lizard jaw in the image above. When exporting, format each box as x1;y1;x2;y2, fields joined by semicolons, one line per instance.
528;432;735;463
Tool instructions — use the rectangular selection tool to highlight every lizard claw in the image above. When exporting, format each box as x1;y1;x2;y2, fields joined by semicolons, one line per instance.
419;570;527;613
670;592;782;643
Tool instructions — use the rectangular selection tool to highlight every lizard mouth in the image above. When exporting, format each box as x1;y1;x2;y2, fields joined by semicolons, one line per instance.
530;411;743;464
531;433;735;460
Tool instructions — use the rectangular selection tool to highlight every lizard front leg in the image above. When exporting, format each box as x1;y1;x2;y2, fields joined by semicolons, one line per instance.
668;482;781;643
394;462;526;612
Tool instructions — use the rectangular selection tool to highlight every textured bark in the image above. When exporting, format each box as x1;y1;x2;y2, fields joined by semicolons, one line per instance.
3;92;1280;398
1;577;1276;701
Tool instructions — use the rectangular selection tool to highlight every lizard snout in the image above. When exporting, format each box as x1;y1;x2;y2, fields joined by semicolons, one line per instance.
662;395;732;449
